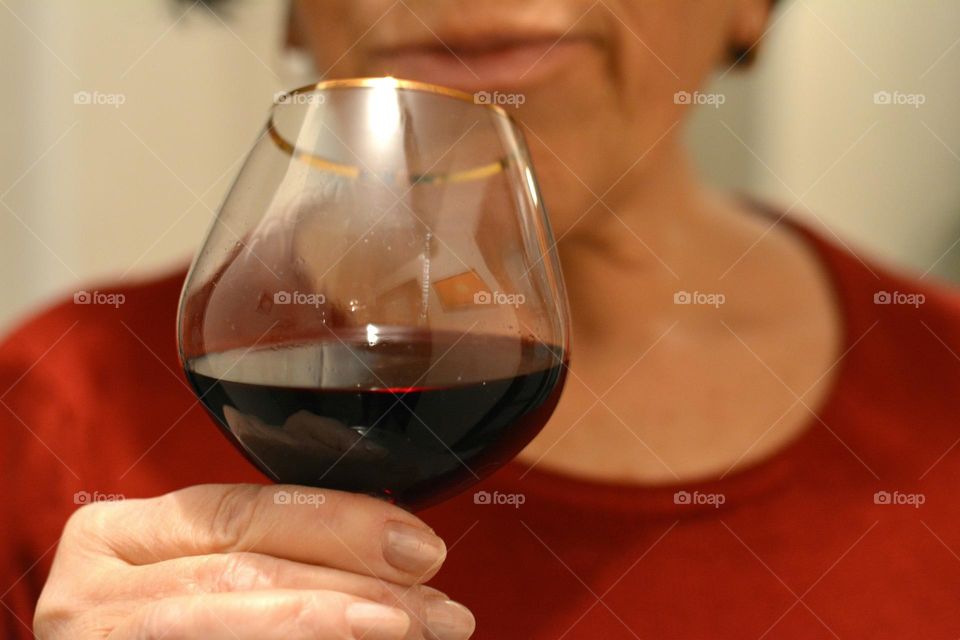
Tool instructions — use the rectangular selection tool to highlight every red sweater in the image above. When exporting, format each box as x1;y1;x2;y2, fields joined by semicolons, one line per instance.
4;220;960;639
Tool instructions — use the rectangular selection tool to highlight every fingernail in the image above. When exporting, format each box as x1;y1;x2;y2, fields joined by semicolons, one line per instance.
424;599;476;640
346;602;410;640
421;586;450;600
382;521;447;576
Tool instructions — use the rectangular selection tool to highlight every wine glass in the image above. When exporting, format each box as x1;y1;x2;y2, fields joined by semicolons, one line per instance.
178;77;570;510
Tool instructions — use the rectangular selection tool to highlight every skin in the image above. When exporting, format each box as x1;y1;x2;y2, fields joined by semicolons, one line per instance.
290;0;840;481
36;0;842;637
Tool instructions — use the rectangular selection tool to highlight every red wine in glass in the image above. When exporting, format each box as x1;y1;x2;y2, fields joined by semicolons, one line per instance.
185;328;565;508
178;78;571;510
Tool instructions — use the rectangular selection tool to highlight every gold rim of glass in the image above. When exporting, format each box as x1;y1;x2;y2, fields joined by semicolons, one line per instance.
268;77;516;185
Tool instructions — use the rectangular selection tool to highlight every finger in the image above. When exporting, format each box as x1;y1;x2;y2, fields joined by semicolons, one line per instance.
136;552;476;639
88;484;446;585
108;590;410;640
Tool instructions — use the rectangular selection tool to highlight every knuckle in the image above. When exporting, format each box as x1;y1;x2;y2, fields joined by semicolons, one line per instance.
286;593;347;638
33;595;74;638
138;600;187;640
35;516;114;637
317;489;349;528
206;485;262;550
205;553;276;593
63;501;113;541
362;580;396;605
63;499;135;561
34;592;113;639
287;596;320;636
321;490;386;533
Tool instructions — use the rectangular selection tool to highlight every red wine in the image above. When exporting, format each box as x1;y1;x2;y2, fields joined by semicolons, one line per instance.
185;328;566;509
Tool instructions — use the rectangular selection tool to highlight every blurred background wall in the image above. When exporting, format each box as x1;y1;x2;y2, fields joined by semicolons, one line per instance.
1;0;959;330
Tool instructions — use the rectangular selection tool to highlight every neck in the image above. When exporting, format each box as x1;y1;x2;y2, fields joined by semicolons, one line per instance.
557;140;721;346
519;140;844;483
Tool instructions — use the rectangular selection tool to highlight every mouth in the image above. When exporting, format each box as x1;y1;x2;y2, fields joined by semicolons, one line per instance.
371;33;600;94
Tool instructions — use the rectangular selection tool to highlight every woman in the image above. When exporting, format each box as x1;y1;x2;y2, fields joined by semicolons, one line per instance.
6;0;960;638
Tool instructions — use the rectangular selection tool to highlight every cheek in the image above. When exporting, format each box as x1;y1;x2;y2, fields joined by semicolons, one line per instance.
607;1;733;104
295;1;396;76
575;0;732;180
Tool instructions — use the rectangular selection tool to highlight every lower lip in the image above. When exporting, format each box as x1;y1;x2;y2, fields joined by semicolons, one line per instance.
372;39;598;93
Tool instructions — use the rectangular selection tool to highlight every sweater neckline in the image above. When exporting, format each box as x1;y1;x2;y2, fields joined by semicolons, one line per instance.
495;212;861;516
